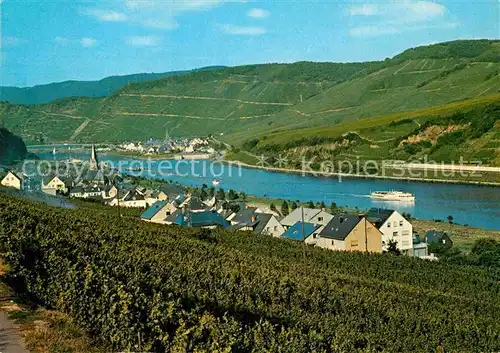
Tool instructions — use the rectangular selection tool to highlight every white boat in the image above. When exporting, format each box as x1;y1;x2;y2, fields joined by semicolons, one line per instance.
52;147;56;155
370;190;415;202
212;179;220;186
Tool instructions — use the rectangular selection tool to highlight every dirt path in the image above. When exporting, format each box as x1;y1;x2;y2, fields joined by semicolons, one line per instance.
120;93;294;106
69;118;90;140
0;311;28;353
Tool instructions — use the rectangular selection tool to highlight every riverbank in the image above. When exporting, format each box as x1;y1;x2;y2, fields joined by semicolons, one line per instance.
223;157;500;187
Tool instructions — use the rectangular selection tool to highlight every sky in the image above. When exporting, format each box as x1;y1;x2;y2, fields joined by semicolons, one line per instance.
1;0;498;87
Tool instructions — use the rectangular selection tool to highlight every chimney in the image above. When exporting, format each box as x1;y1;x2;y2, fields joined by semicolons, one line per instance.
339;216;344;223
251;215;256;223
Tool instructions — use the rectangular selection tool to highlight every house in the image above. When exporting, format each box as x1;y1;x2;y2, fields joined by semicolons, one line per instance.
145;183;184;205
175;210;229;229
281;222;322;244
42;174;71;194
117;189;147;208
280;207;333;229
230;212;285;237
316;214;383;253
104;185;119;199
70;185;105;199
140;201;170;223
81;169;108;185
367;208;413;255
229;207;260;225
425;231;454;250
1;171;23;190
412;233;429;258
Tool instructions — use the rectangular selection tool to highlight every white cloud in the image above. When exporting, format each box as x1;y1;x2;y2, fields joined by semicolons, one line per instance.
347;1;453;38
2;36;26;47
83;8;128;22
395;1;446;23
54;36;70;45
82;0;245;30
220;24;266;35
81;37;97;47
248;8;270;19
126;35;161;46
348;4;379;16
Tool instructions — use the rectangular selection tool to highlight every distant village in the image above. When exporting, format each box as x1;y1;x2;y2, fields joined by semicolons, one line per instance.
116;137;216;157
1;145;453;261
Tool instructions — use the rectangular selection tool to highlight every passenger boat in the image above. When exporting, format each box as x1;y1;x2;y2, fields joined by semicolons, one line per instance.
370;190;415;202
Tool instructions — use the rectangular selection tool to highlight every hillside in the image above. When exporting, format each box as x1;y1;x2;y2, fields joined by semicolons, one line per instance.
0;127;28;165
0;66;225;105
243;96;500;168
1;192;499;352
1;40;499;153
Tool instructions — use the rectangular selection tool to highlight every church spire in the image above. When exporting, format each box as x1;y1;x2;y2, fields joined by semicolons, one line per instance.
89;144;99;171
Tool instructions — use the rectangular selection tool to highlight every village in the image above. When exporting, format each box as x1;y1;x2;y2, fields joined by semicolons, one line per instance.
1;145;453;260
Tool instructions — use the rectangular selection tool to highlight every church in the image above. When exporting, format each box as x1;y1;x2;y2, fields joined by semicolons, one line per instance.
82;144;108;185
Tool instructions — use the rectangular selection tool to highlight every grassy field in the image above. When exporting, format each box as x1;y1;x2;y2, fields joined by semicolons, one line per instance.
412;219;500;253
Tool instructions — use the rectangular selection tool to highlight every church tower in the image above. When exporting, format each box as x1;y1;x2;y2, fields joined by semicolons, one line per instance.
89;144;99;171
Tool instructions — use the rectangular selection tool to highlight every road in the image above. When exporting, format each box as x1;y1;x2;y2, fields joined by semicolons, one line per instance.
0;311;28;353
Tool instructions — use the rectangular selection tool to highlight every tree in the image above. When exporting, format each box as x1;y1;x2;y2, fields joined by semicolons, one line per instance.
239;192;247;201
270;203;277;213
281;201;289;216
320;201;326;210
330;202;337;214
199;188;208;201
227;189;238;200
208;186;215;198
291;201;298;211
386;239;401;255
307;201;315;209
447;215;454;224
216;188;225;201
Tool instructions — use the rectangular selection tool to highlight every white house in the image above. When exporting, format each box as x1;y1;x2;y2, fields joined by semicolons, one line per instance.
42;175;70;194
367;208;413;255
280;207;334;229
1;171;23;190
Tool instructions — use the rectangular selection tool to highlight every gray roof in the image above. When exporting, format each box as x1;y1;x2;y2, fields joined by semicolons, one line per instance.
188;197;206;211
280;208;321;227
160;183;184;199
319;214;361;240
252;213;273;234
231;207;258;224
165;209;182;223
366;208;395;227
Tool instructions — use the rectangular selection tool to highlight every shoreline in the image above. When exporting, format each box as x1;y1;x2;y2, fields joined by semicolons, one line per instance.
223;159;500;187
30;149;500;187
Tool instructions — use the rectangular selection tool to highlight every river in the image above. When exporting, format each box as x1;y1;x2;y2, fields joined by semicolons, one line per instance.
36;152;500;230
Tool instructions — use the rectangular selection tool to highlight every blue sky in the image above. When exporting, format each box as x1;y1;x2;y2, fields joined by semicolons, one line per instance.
1;0;498;87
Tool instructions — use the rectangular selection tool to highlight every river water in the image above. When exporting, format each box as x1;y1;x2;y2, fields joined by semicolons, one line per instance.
36;152;500;230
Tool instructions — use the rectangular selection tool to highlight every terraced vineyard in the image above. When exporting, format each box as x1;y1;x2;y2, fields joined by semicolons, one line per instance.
1;192;499;352
1;40;499;158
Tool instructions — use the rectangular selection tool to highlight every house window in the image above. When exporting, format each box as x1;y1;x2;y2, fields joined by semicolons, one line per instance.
331;240;335;246
274;226;278;231
387;223;391;228
351;240;359;247
393;231;398;237
393;221;398;227
402;230;410;236
318;217;323;222
399;220;404;226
